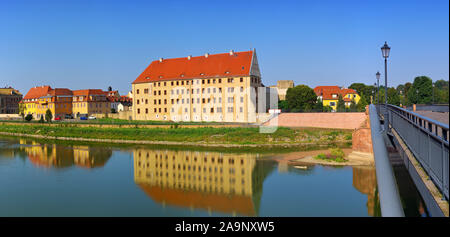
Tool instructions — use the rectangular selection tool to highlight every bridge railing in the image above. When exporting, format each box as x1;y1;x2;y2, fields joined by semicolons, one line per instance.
379;104;449;200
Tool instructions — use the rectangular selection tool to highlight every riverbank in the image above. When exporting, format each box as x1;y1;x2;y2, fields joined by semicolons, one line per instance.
0;123;352;148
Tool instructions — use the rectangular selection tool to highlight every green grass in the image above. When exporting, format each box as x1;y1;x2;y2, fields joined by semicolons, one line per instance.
0;123;353;146
314;148;348;163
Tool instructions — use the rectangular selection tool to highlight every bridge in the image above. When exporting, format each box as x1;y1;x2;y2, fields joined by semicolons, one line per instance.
370;104;449;217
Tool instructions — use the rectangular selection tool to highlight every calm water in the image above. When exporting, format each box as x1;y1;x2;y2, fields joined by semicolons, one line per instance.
0;136;405;217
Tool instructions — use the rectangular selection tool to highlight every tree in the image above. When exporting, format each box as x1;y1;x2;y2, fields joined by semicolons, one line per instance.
336;95;346;112
111;108;117;113
278;100;289;112
285;85;317;112
39;115;44;123
407;76;433;104
349;99;358;112
387;87;401;106
25;114;33;122
357;94;368;112
19;103;25;120
45;109;53;123
313;98;324;112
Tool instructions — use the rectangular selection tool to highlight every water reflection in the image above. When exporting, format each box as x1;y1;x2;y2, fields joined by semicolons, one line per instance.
18;139;112;169
352;166;380;217
133;149;275;216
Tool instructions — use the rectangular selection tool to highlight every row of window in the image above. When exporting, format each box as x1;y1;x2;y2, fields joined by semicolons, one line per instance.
136;77;261;94
137;96;245;105
137;106;244;114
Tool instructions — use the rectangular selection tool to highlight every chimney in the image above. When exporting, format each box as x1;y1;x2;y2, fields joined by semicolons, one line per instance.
205;53;209;58
229;50;234;56
187;55;192;60
159;58;163;62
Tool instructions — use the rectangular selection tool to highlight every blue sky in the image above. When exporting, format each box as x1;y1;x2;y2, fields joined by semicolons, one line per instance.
1;0;448;95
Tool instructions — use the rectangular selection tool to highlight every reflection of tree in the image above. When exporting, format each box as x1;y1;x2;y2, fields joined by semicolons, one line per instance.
133;149;276;216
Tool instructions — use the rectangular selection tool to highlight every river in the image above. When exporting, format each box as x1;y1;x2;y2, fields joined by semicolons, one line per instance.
0;136;427;217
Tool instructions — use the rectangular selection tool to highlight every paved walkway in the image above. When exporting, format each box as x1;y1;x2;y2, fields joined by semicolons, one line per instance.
415;111;449;125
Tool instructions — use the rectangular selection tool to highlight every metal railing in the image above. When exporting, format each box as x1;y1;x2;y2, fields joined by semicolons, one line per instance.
379;104;449;200
369;104;405;217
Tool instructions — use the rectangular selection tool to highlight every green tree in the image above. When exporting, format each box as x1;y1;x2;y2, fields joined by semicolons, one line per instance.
18;103;25;120
278;100;289;112
285;85;317;112
387;87;401;106
25;114;33;122
336;95;346;112
313;98;324;112
45;109;53;123
39;115;44;123
407;76;433;104
357;94;368;112
349;99;358;112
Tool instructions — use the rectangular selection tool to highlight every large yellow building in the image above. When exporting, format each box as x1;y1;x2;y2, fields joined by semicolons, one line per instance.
133;148;274;216
131;49;276;123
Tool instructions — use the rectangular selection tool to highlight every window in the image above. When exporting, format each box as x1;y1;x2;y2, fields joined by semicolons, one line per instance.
240;107;243;113
240;97;244;103
240;78;243;82
136;89;140;94
145;99;148;104
145;108;148;114
137;100;140;105
330;102;336;106
137;108;140;114
144;89;149;94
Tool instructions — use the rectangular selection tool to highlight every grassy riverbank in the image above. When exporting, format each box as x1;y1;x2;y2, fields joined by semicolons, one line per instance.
0;123;352;146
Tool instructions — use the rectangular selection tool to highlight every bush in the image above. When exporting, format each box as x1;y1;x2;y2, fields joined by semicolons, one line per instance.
25;114;33;122
45;109;53;123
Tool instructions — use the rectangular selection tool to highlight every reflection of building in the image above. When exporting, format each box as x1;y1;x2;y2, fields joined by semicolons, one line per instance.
133;149;274;216
73;146;112;168
352;166;379;217
19;140;112;169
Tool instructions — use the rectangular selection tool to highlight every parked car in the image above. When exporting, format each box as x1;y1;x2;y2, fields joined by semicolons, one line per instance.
80;117;88;120
88;116;96;120
65;114;73;119
54;116;62;121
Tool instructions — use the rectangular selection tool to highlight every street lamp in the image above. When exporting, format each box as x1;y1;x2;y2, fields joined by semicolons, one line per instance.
381;41;390;131
376;71;381;106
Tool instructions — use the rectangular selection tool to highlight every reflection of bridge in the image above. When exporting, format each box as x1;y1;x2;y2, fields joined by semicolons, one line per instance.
371;104;448;217
133;149;275;216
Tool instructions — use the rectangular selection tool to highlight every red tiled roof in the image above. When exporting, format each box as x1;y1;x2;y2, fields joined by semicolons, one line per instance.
132;50;254;84
23;86;52;100
340;88;357;96
47;88;72;96
137;184;256;216
72;89;105;96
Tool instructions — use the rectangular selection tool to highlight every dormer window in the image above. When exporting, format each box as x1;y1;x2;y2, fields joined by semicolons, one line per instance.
225;71;230;74
146;77;150;79
159;75;163;79
200;73;204;76
180;74;184;77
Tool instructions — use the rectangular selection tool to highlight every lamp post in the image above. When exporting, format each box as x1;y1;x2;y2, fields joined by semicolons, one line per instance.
376;71;381;106
381;42;390;131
